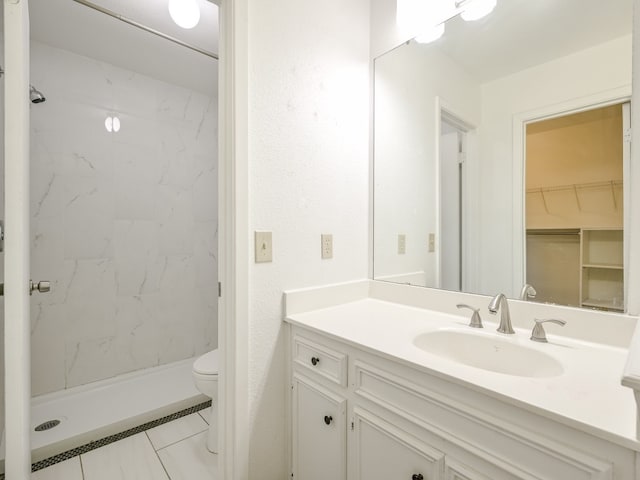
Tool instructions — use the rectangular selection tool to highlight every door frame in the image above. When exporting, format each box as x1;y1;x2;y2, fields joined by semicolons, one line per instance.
512;86;632;308
3;0;32;478
435;97;477;292
215;0;250;478
3;0;251;477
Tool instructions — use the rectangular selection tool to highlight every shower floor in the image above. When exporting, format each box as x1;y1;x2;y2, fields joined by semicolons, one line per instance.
1;357;206;466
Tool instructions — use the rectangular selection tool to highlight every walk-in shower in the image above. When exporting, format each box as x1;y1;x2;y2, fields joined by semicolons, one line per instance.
0;0;220;473
0;66;47;104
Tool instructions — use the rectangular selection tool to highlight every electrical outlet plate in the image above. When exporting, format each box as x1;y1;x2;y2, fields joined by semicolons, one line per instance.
398;234;406;254
255;231;273;263
321;234;333;259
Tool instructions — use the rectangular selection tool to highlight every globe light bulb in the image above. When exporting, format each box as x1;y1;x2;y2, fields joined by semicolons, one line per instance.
168;0;201;29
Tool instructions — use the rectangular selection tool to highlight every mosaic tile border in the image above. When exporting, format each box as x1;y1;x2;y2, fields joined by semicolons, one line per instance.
0;399;211;478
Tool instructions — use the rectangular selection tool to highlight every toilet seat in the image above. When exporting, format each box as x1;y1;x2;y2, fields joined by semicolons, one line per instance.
193;349;219;376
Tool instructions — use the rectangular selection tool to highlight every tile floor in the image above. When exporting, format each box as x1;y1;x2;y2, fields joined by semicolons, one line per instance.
31;408;217;480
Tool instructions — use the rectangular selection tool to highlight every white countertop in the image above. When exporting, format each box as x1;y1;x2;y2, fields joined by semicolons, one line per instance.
286;297;639;451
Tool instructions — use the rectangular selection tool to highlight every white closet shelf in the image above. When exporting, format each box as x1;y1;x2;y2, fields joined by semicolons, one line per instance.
582;263;624;270
582;298;624;311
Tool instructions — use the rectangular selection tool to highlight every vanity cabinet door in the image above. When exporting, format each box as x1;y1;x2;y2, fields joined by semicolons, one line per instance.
444;460;491;480
352;407;444;480
444;458;527;480
292;375;347;480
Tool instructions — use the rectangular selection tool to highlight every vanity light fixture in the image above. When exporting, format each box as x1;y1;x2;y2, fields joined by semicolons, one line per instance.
398;0;498;44
168;0;201;29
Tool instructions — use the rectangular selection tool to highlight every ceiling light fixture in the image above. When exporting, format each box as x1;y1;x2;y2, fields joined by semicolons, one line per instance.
168;0;201;29
397;0;497;44
105;116;121;133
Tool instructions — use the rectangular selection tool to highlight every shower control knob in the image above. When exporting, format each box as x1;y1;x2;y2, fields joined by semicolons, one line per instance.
30;280;51;295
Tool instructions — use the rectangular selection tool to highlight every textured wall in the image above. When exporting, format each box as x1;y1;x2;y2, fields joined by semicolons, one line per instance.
27;40;218;395
246;0;371;476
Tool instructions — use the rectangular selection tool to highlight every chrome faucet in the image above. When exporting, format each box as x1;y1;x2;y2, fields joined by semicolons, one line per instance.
488;293;515;334
519;283;537;301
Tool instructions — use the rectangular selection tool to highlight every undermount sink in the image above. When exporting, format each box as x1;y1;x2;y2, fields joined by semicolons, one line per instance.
413;329;564;378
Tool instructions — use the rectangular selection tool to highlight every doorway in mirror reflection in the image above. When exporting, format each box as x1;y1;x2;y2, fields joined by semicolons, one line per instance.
525;102;628;312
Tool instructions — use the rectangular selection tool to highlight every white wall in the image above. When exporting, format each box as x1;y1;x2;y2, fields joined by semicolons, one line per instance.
478;35;632;296
373;41;480;284
25;40;218;395
246;0;370;476
370;0;412;58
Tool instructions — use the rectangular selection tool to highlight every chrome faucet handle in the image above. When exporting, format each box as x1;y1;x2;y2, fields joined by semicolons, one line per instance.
530;318;566;343
456;304;483;328
519;283;537;300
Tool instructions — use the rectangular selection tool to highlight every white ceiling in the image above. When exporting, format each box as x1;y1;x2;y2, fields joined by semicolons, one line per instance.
428;0;633;83
15;0;636;96
29;0;219;95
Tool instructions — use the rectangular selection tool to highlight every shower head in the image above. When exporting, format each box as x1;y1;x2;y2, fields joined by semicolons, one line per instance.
30;85;46;104
0;66;46;104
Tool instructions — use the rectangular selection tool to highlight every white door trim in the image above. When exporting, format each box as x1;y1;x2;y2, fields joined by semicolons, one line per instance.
435;97;477;292
216;0;250;478
3;0;32;477
623;101;631;312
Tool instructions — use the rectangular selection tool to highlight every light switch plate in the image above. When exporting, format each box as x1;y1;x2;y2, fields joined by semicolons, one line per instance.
255;231;273;263
321;234;333;259
398;234;406;254
428;233;435;253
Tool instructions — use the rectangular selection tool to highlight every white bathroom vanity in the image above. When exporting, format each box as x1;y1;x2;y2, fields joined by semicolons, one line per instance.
285;280;640;479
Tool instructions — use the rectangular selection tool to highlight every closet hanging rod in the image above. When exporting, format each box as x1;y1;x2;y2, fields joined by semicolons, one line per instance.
71;0;219;60
526;179;622;195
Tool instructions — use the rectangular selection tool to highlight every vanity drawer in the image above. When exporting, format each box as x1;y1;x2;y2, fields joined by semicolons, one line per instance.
293;335;348;386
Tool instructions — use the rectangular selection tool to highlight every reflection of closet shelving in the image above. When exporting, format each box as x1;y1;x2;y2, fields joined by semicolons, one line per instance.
526;179;622;213
526;228;624;312
580;228;623;312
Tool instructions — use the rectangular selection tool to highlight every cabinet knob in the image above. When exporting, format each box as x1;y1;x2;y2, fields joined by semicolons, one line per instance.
412;475;424;480
324;415;333;425
311;357;320;366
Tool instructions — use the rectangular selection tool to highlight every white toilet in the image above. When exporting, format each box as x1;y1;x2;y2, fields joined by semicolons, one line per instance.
192;349;219;453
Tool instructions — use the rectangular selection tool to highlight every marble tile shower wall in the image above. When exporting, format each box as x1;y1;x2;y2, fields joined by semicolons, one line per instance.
27;41;218;395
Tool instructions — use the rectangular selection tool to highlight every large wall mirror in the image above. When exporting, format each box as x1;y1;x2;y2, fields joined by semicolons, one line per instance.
373;0;633;311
